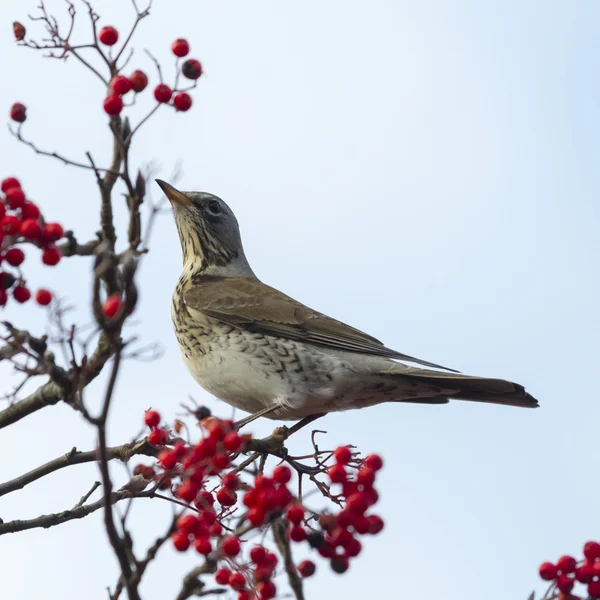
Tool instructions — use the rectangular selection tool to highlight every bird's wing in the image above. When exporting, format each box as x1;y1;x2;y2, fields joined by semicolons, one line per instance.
183;276;457;372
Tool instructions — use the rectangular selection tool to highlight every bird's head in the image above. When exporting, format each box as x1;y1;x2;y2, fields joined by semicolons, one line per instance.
156;179;254;278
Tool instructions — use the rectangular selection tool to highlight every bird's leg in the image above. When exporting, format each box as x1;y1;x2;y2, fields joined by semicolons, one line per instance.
287;413;326;436
234;405;280;430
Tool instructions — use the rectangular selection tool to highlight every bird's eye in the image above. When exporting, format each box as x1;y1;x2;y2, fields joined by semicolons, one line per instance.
206;200;221;215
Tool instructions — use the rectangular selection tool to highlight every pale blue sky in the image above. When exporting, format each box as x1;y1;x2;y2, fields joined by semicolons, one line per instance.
1;1;599;599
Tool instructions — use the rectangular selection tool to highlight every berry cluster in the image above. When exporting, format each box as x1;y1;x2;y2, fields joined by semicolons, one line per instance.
135;409;385;599
539;541;600;598
100;31;202;117
0;177;59;307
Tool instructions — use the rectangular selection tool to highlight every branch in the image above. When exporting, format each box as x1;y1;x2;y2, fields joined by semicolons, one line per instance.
273;519;304;600
0;439;157;497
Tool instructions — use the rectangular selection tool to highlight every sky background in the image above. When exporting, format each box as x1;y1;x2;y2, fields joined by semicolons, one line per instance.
1;1;599;599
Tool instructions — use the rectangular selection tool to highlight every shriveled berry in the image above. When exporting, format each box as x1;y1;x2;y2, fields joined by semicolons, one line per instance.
129;70;148;92
215;568;231;585
557;555;577;574
35;288;52;306
364;454;383;471
42;246;61;266
297;560;316;578
20;219;42;240
133;464;155;479
154;84;172;103
327;464;347;483
22;202;40;220
148;427;168;446
171;531;190;551
99;26;118;46
6;187;26;209
5;248;25;266
103;94;123;116
10;103;26;123
1;178;20;192
111;75;133;95
273;464;291;484
286;504;304;524
103;295;122;318
173;92;192;112
182;58;202;79
307;531;325;549
222;535;241;556
144;409;161;428
330;555;349;574
13;285;30;303
171;38;190;57
333;445;352;465
0;273;16;289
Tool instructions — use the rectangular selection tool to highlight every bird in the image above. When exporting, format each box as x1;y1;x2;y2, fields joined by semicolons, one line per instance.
156;179;538;425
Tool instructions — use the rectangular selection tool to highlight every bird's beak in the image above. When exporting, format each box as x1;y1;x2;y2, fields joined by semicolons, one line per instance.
155;179;193;206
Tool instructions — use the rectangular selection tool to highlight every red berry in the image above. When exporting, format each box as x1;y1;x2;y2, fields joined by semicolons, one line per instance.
0;204;4;219
194;437;217;459
237;591;251;600
182;59;202;80
103;94;123;116
111;75;133;95
19;218;42;240
556;574;574;594
215;568;231;585
337;509;358;529
194;536;212;555
330;555;349;574
557;555;577;574
195;490;215;508
253;565;274;583
286;504;304;524
221;535;241;556
357;467;375;488
264;552;278;568
289;525;307;542
346;493;368;515
99;26;118;46
209;522;222;536
5;248;25;266
148;428;168;446
327;464;347;483
176;480;199;503
250;546;267;564
222;473;240;491
10;103;26;123
257;581;276;599
212;453;230;471
216;487;237;507
1;215;21;235
13;285;30;303
154;84;173;103
362;487;379;507
5;187;26;209
228;572;246;591
333;445;352;465
173;92;192;112
273;464;291;484
129;70;148;93
42;246;61;266
22;202;40;220
345;537;362;557
144;409;161;428
589;580;600;598
576;563;595;583
35;288;52;306
103;295;122;318
0;289;6;306
297;560;316;578
171;531;190;552
158;449;178;470
1;178;20;192
223;431;243;452
584;541;600;561
364;454;383;471
171;38;190;57
367;514;384;534
538;562;557;582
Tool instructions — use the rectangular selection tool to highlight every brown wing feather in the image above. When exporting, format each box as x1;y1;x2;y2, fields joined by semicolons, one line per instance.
184;277;457;372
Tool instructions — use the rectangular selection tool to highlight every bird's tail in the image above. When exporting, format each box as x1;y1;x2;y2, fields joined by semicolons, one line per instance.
390;368;538;409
